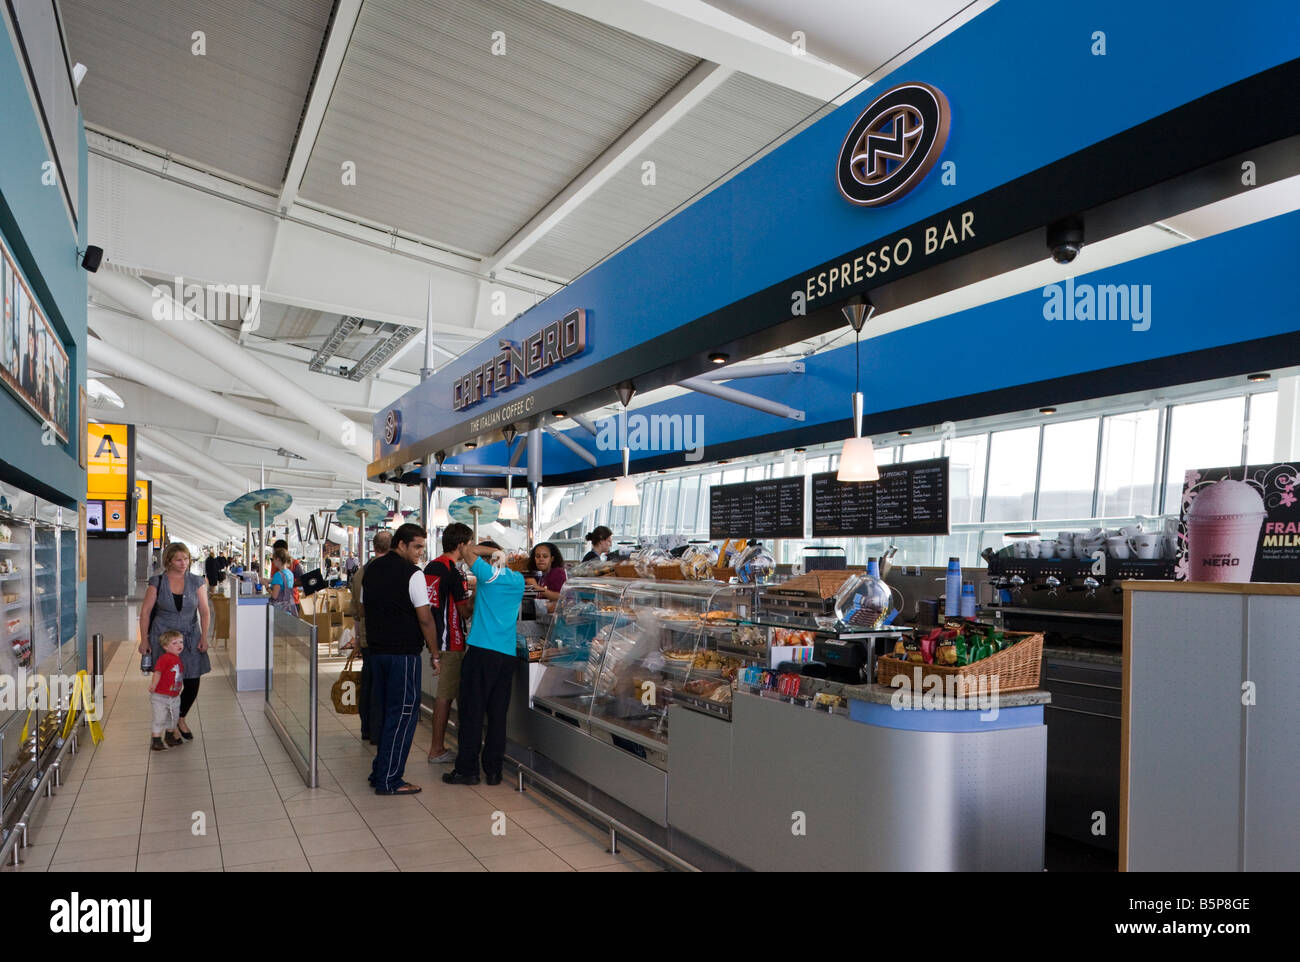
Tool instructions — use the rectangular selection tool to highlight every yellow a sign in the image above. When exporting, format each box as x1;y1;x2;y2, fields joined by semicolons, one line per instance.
87;423;129;500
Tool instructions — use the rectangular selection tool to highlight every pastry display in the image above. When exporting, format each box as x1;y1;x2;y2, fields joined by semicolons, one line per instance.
662;648;696;662
773;627;816;646
700;610;734;621
656;609;697;621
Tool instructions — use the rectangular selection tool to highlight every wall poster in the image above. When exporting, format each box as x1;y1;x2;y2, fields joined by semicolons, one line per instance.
1;238;70;441
1176;461;1300;583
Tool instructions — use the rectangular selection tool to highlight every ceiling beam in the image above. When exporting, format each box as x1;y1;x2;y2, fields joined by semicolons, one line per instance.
481;60;732;276
534;0;856;102
277;0;363;212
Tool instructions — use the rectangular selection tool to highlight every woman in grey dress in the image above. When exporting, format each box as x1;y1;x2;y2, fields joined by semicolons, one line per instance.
137;541;211;740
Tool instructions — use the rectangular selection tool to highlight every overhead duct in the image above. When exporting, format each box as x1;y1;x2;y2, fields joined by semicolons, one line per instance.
87;336;366;479
88;270;374;460
538;481;616;542
137;433;252;494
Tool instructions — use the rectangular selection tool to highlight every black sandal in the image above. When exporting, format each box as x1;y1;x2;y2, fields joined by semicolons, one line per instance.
374;781;422;796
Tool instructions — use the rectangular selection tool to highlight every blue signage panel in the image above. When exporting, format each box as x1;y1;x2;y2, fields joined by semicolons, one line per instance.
374;0;1300;470
453;207;1300;480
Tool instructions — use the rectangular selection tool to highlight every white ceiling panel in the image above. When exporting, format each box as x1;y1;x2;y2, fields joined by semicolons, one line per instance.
513;71;825;279
297;0;699;256
61;0;334;189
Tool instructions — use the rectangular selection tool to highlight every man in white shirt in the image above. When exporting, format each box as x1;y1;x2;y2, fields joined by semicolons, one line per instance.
361;523;439;796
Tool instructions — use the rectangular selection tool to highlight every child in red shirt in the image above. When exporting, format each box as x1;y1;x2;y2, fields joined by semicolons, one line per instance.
150;630;186;751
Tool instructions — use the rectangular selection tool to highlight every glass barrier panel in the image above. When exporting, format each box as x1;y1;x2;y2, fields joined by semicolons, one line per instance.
266;605;316;783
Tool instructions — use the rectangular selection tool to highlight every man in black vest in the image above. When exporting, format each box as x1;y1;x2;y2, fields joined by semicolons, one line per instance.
362;523;438;795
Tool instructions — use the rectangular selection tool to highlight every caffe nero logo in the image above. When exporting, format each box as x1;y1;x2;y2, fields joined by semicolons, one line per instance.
384;409;401;445
836;81;950;207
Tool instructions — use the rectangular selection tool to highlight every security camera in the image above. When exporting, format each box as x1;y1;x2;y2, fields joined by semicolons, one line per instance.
1047;216;1084;264
77;245;103;272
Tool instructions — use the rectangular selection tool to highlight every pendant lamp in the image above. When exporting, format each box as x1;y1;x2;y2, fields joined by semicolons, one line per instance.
837;297;880;483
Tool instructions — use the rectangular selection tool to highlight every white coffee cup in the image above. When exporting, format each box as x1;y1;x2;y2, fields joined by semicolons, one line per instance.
1106;536;1130;559
1119;525;1143;539
1085;527;1105;541
1025;540;1040;558
1164;533;1179;559
1055;541;1073;559
1073;542;1093;560
1129;534;1160;559
1013;540;1028;558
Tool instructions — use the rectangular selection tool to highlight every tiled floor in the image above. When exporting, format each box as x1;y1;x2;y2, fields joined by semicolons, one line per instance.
4;602;662;872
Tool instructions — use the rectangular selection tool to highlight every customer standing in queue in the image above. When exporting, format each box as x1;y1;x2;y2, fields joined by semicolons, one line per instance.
349;530;391;745
444;540;525;786
267;547;299;616
530;542;567;603
581;526;613;562
425;523;473;764
364;523;440;795
138;541;211;740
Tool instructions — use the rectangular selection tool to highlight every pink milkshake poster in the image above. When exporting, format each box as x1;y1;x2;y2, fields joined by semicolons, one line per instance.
1176;462;1300;583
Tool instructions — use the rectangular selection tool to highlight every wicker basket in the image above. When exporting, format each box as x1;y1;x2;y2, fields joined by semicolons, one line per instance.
507;558;532;572
711;566;736;582
615;562;639;579
876;631;1044;694
654;562;686;580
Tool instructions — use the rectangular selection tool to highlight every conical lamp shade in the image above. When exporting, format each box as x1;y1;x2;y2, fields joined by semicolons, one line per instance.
498;496;520;520
433;507;451;526
612;475;639;506
837;436;879;482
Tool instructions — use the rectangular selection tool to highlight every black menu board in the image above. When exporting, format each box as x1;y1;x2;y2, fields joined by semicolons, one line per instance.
709;477;804;539
811;457;950;537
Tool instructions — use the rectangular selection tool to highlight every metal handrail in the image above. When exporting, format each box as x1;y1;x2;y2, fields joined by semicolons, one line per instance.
510;762;698;872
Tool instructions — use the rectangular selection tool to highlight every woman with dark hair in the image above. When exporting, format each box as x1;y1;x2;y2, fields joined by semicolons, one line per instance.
581;526;613;562
530;542;567;601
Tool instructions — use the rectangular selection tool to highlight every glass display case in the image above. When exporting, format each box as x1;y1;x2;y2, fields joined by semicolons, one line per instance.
0;484;82;829
534;578;768;769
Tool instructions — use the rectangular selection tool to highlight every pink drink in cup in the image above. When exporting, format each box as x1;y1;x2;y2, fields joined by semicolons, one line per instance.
1185;479;1266;583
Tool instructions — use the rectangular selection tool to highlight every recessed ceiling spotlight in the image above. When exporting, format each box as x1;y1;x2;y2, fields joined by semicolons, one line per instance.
718;459;730;464
465;441;477;449
793;448;806;453
709;352;728;365
899;430;912;437
1247;372;1270;382
1039;407;1057;415
552;409;567;418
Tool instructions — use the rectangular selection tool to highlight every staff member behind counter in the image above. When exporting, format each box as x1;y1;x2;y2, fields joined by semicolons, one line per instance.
529;542;567;602
581;526;613;562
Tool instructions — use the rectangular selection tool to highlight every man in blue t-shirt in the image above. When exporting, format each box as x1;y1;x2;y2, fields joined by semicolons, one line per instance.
443;540;524;786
